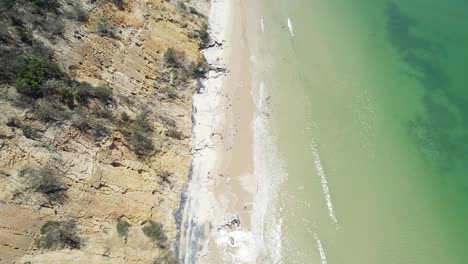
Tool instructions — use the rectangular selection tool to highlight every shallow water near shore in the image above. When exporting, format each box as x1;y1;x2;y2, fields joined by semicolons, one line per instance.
254;0;468;263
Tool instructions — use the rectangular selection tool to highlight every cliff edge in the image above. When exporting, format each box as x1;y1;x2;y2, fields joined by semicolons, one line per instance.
0;0;209;263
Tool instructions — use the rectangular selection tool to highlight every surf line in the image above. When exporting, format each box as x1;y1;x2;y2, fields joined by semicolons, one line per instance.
310;139;339;228
260;16;265;33
314;233;328;264
287;17;294;37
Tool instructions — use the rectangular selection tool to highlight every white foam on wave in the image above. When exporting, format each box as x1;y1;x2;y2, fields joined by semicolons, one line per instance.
313;233;328;264
260;16;265;33
216;230;259;263
248;81;287;263
308;135;339;227
213;81;285;264
287;17;294;37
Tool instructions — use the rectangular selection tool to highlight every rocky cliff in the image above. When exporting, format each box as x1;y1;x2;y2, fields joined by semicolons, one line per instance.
0;0;208;263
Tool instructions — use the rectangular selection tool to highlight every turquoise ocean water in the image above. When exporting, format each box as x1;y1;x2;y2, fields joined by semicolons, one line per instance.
255;0;468;263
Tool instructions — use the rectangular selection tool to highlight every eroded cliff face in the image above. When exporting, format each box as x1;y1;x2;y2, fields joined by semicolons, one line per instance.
0;0;208;263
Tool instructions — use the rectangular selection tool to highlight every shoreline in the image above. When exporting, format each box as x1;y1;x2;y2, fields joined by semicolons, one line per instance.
178;0;260;262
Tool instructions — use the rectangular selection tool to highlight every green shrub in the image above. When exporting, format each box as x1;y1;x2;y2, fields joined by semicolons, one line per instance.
116;218;131;238
36;220;81;249
142;221;167;248
120;111;129;122
16;56;61;97
20;168;67;204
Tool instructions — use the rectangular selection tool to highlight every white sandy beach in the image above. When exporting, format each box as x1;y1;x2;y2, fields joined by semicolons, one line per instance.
178;0;264;263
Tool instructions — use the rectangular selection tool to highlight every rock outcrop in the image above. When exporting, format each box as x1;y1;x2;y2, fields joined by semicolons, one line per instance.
0;0;209;262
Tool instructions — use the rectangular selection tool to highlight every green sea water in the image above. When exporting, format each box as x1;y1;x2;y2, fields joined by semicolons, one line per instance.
256;0;468;263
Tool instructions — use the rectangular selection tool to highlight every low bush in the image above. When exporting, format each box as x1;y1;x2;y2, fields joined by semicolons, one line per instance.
165;127;183;140
142;220;167;248
35;100;71;122
116;217;131;238
108;0;125;9
96;15;116;38
188;56;209;78
71;107;89;130
90;120;111;141
20;168;67;204
21;124;42;140
163;48;188;69
119;112;155;159
160;86;178;100
0;0;16;12
6;116;21;128
41;16;66;38
163;48;178;67
153;252;177;264
128;132;154;158
158;171;172;184
0;47;24;84
120;111;129;122
74;82;113;104
198;22;210;49
67;3;88;22
29;0;61;12
36;220;81;249
91;107;114;120
16;26;34;45
6;117;42;140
